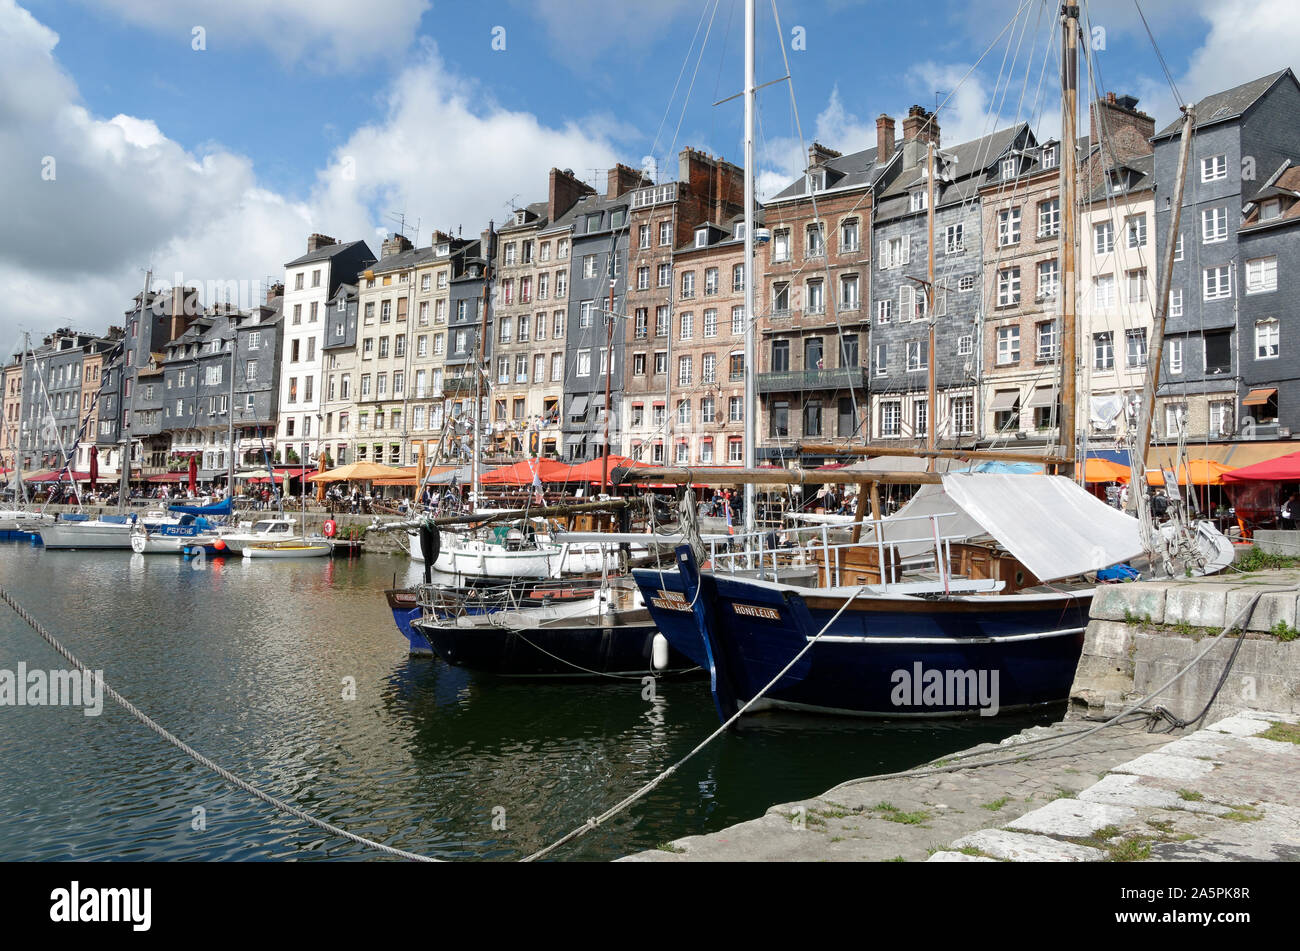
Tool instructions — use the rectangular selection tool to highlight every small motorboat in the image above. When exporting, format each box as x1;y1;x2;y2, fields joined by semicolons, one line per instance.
242;540;332;559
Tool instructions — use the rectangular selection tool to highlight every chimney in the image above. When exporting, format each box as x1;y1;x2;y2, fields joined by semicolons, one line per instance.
901;105;940;147
306;233;338;254
876;114;896;159
1090;92;1156;161
807;142;842;170
266;282;284;305
607;162;649;199
381;233;413;258
548;167;594;222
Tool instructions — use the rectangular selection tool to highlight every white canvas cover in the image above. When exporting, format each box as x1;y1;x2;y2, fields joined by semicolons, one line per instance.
940;473;1143;581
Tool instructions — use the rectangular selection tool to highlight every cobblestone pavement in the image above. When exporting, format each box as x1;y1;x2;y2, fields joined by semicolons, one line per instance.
621;711;1300;862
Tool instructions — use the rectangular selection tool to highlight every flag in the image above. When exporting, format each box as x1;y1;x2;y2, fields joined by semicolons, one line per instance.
725;498;734;535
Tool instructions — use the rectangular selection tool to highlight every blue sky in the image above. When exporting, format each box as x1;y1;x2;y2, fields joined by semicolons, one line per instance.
1;0;1294;339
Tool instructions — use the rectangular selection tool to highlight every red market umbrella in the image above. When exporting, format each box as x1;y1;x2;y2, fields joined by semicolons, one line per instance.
480;458;570;485
558;454;639;483
88;446;98;489
188;455;198;495
1220;450;1300;483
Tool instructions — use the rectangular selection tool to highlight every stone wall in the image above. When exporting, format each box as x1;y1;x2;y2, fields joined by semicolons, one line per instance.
1071;569;1300;722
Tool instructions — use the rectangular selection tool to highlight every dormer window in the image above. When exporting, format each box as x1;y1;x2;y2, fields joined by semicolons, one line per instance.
1042;145;1057;168
910;191;928;212
515;211;526;226
695;228;709;249
1001;157;1017;179
437;243;449;256
807;170;826;193
1260;199;1282;220
733;223;746;241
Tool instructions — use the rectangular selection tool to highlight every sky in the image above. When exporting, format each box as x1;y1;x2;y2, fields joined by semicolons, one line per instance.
1;0;1296;346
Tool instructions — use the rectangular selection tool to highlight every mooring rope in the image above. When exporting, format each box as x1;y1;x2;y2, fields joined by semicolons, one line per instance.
0;585;440;863
521;583;869;861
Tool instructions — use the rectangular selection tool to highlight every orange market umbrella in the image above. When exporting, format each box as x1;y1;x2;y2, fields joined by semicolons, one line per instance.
1082;458;1131;483
1140;459;1236;486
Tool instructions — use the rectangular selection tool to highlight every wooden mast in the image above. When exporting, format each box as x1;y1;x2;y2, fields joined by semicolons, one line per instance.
926;139;938;469
1057;3;1080;477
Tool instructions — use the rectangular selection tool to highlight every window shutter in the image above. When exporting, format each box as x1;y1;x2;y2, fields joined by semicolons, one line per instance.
879;240;888;269
902;235;911;264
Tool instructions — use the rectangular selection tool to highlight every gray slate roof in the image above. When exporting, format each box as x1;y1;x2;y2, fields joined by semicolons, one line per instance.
766;144;889;202
285;238;372;268
1153;69;1294;139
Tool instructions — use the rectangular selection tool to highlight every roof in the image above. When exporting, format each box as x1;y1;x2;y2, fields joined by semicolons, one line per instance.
370;245;437;275
766;144;887;202
1241;165;1300;232
498;200;550;235
877;124;1030;220
1086;152;1155;203
1153;69;1294;139
284;238;372;268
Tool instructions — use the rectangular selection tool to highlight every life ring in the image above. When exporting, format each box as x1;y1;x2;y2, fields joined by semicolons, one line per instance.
323;519;337;538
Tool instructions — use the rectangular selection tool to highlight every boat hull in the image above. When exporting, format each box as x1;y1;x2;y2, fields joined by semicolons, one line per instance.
413;614;697;678
632;556;1090;720
385;589;432;655
38;520;135;550
243;543;332;558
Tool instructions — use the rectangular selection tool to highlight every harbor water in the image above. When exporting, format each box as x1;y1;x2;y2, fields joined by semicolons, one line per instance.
0;543;1062;861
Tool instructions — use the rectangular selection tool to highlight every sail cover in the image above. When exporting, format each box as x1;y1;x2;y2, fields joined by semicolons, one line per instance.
168;499;233;517
940;473;1142;582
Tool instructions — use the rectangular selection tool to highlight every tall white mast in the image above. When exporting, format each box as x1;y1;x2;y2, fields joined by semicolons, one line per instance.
742;0;757;540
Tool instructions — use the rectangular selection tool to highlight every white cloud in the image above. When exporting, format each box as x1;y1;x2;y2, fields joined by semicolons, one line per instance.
509;0;699;63
81;0;430;66
0;2;625;343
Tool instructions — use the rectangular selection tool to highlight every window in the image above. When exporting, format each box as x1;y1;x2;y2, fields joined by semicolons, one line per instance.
1036;321;1059;361
1169;288;1183;318
1093;332;1114;371
1200;154;1228;182
577;349;591;376
553;312;565;338
1260;199;1283;220
676;400;691;426
681;271;695;299
806;280;825;315
959;275;975;292
1205;330;1232;374
1164;403;1186;437
732;306;746;335
655;306;670;337
551;353;564;381
1246;256;1277;294
1094;274;1116;309
653;351;667;375
806;223;826;257
1094;221;1114;255
555;270;567;298
1203;265;1232;301
773;229;791;262
1201;207;1228;243
729;396;743;422
996;326;1020;365
773;282;791;315
703;309;717;337
952;396;975;436
840;275;860;311
659;221;672;246
945;223;964;254
803;400;823;437
906;341;927;372
771;340;790;372
704;268;719;296
880;401;901;438
997;208;1021;246
1125;329;1148;368
678;355;692;385
1174;234;1184;262
1127;269;1148;304
1037;259;1059;300
1255;318;1279;359
634;309;648;339
657;264;672;287
732;264;745;292
583;255;598;279
1038;199;1060;238
997;266;1021;307
876;299;893;324
841;218;859;252
679;312;693;339
638;223;651;249
727;438;743;464
1169;338;1183;374
1125;214;1147;248
874;342;887;376
880;235;909;269
579;301;595;329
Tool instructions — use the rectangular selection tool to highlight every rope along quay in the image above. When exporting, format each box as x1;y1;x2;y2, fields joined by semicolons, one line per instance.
0;585;440;863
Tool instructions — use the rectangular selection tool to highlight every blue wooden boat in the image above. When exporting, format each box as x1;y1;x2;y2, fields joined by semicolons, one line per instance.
632;474;1144;721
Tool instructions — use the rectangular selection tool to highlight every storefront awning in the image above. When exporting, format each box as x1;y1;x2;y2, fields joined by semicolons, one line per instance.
1242;387;1277;406
568;396;588;417
1027;386;1059;408
989;389;1020;411
564;433;586;446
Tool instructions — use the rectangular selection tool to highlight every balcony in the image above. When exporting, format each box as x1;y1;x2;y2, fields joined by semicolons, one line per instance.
756;366;869;394
443;376;476;395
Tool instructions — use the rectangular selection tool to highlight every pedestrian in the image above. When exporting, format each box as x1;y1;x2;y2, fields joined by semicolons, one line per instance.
1281;492;1299;529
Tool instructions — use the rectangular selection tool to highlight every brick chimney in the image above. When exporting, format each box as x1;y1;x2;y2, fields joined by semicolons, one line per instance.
607;162;650;199
381;233;413;258
901;105;940;146
876;114;896;158
1090;92;1156;161
306;233;338;254
548;168;594;223
266;282;284;304
808;142;842;170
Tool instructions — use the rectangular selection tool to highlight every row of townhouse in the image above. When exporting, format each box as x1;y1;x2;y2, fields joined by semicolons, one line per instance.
8;69;1299;479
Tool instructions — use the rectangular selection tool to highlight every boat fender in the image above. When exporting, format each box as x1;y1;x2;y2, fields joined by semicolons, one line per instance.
652;633;670;671
419;524;439;563
323;519;337;538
